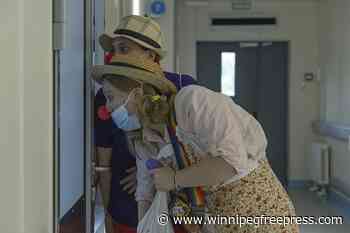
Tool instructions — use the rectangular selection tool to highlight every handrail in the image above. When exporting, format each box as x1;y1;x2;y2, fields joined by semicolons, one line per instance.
312;120;350;141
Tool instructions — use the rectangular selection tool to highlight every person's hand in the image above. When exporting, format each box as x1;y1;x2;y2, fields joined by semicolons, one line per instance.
120;166;137;194
152;166;176;192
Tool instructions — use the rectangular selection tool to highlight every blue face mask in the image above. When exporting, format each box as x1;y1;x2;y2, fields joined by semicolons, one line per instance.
111;105;141;131
110;88;141;131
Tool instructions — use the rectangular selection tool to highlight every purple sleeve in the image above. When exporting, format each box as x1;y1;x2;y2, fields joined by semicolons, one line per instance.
164;72;197;91
180;74;198;87
94;89;114;147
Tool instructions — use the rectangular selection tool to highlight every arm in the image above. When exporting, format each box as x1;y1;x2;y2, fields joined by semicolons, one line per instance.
181;73;198;86
154;86;250;191
94;89;114;211
96;147;112;167
95;147;112;208
94;89;114;170
164;72;197;91
175;156;236;188
153;156;236;191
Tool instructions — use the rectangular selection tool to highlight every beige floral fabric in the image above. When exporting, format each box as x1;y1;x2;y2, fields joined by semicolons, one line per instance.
205;159;300;233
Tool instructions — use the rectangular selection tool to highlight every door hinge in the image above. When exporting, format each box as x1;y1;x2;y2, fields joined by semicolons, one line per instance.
53;0;66;50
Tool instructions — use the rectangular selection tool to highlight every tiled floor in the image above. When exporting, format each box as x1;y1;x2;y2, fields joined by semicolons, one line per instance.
59;198;85;233
94;190;106;233
289;189;349;232
95;204;105;233
95;188;349;233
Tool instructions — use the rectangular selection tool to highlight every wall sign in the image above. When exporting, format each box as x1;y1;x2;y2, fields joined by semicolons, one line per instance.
148;0;166;18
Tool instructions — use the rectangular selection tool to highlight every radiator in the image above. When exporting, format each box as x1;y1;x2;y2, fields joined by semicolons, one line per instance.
308;142;330;186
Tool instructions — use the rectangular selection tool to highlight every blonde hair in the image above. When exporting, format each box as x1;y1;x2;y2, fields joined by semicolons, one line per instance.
105;76;172;127
136;84;172;126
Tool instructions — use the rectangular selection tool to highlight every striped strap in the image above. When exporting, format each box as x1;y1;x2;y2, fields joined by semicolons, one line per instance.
167;104;205;208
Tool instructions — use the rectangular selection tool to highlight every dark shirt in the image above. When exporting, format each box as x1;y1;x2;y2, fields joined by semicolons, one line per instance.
94;72;197;227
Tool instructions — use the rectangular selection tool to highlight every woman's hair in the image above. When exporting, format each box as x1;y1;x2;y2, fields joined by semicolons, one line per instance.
137;84;171;126
103;74;171;126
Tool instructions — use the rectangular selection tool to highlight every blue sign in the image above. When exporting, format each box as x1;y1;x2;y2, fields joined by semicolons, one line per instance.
150;0;166;17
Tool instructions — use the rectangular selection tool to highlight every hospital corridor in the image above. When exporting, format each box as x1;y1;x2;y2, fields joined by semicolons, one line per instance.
1;0;350;233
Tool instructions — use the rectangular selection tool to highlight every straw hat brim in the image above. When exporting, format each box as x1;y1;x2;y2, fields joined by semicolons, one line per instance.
92;64;176;95
99;34;167;59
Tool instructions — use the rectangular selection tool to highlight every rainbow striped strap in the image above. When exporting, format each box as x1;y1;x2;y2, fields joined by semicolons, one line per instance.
166;106;206;208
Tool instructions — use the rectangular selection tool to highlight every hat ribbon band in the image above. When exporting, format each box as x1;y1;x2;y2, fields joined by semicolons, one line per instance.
114;29;161;49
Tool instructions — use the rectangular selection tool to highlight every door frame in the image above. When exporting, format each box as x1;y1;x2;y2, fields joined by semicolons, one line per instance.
196;40;290;186
85;0;94;232
53;0;95;232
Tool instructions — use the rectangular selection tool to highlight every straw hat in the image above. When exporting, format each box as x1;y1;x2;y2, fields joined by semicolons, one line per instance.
99;15;166;59
91;54;176;95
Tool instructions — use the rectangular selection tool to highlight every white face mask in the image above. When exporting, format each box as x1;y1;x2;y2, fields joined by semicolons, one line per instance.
111;89;141;131
175;126;207;155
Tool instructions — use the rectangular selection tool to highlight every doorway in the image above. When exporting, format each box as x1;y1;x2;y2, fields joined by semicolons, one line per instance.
53;0;104;232
197;41;289;187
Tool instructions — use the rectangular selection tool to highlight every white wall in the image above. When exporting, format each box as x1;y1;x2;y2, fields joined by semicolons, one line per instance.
155;0;175;72
318;0;350;195
0;0;53;232
105;0;122;34
0;1;21;231
319;0;350;124
177;0;320;181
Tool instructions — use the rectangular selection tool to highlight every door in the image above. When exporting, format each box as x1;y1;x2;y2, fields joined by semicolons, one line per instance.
196;42;259;114
58;0;85;222
197;41;288;187
257;42;288;187
53;0;94;232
